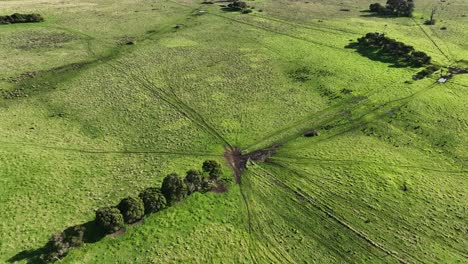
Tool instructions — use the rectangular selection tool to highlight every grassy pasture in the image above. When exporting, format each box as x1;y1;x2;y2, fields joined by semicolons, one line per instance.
0;0;467;263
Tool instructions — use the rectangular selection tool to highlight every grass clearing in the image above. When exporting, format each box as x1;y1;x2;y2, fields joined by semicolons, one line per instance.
0;0;466;263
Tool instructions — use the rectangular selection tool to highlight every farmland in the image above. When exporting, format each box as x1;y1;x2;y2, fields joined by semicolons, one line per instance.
0;0;467;263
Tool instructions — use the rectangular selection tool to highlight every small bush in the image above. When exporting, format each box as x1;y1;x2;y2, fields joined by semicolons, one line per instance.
424;19;436;25
202;160;223;180
95;207;124;234
118;196;145;224
241;9;253;14
139;187;167;214
161;173;188;205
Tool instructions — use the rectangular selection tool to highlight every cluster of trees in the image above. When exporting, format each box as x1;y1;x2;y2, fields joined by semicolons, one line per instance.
41;160;224;262
413;65;439;80
369;0;414;17
356;32;431;66
226;0;252;14
0;13;44;24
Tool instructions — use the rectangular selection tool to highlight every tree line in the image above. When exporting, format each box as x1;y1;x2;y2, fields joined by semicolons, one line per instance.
355;32;431;67
40;160;225;262
0;13;44;24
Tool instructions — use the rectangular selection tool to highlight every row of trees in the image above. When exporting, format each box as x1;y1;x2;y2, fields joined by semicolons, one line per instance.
369;0;414;17
41;160;224;262
0;13;44;24
356;32;431;66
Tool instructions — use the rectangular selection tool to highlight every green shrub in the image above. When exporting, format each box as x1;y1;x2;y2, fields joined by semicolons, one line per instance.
95;207;124;234
40;225;85;262
139;188;167;214
161;173;187;205
185;169;202;194
118;196;145;224
202;160;223;180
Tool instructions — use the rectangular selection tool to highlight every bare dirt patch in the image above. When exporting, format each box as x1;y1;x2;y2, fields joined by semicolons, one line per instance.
109;228;126;238
211;183;228;193
224;145;280;183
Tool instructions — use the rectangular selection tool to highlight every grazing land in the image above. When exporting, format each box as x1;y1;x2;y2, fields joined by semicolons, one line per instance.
0;0;467;263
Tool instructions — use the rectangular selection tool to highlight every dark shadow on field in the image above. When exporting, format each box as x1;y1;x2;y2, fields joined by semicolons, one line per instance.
345;42;415;68
8;221;106;264
220;7;241;12
358;10;398;18
7;249;43;264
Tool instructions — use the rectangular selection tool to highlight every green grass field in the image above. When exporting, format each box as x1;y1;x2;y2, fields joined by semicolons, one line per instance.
0;0;467;263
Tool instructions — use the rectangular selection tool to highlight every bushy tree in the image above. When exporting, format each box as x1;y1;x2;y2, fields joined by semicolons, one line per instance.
369;0;414;17
185;169;202;194
118;196;145;224
161;173;187;205
95;207;124;234
228;0;247;10
202;160;223;180
139;187;167;214
386;0;414;17
409;51;431;66
369;3;384;13
40;225;85;262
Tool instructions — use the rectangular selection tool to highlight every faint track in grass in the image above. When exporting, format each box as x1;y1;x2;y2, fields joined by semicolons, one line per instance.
267;160;468;262
249;167;353;263
241;80;398;152
249;13;361;36
450;81;468;89
0;141;220;157
107;61;232;148
247;171;300;263
207;12;349;52
263;161;418;264
410;18;452;64
251;164;394;263
272;155;468;174
167;0;351;52
244;81;438;153
238;179;260;264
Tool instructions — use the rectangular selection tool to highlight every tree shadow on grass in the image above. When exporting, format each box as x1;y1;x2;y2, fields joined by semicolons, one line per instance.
358;10;398;18
8;221;106;264
220;7;241;12
345;42;414;68
7;249;44;264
